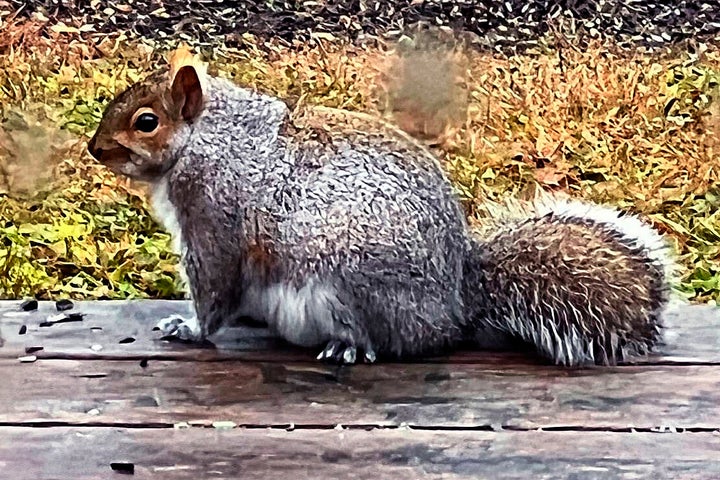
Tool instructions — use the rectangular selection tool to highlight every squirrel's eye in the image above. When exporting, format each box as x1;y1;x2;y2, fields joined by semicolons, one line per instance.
134;113;159;133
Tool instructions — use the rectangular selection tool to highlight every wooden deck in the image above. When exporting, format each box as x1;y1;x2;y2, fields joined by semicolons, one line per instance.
1;300;719;479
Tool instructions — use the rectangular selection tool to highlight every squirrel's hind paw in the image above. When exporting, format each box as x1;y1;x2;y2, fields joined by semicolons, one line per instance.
316;340;376;365
154;314;203;342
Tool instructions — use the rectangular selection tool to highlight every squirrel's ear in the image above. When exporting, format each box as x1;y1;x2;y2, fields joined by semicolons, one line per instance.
170;65;204;121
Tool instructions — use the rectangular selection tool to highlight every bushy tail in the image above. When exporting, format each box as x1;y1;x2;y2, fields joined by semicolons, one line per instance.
463;191;679;366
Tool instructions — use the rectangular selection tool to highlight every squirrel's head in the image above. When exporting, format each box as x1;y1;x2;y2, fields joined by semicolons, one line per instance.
87;46;208;181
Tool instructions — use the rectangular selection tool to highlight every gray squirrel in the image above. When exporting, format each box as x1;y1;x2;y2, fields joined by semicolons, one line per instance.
87;47;678;366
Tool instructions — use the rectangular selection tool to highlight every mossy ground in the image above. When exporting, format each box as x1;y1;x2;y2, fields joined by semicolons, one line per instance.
1;19;719;302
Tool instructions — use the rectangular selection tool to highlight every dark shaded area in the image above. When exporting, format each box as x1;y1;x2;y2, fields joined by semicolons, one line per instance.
7;0;720;53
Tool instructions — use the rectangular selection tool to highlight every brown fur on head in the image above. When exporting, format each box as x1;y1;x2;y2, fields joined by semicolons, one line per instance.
87;45;207;181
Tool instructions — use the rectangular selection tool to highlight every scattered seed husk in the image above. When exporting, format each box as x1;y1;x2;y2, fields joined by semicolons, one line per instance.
55;299;74;311
110;462;135;474
7;0;720;54
212;421;237;429
40;313;85;327
20;299;38;311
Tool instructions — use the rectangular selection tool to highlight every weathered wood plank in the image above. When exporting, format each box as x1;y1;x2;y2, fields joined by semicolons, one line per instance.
2;300;719;364
0;299;292;361
1;427;719;480
0;299;544;365
2;357;719;429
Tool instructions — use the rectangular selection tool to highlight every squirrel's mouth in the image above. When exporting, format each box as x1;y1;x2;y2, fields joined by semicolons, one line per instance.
87;136;129;166
87;144;132;174
87;138;174;181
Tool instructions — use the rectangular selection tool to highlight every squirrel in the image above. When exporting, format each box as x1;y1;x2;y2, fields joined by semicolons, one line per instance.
87;47;678;366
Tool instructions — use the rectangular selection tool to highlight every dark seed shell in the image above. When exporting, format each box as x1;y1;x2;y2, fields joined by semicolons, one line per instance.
20;299;38;311
110;462;135;474
55;299;74;311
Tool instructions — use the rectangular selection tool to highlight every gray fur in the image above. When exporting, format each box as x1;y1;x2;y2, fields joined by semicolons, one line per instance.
157;76;468;360
92;73;677;366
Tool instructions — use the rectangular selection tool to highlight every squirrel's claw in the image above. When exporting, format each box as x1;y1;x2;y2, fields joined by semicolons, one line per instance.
317;341;376;365
363;349;377;364
316;340;341;361
154;314;202;342
317;340;355;365
154;315;184;334
341;346;357;364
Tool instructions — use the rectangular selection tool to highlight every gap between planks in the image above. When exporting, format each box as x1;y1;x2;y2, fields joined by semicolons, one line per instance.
0;421;717;434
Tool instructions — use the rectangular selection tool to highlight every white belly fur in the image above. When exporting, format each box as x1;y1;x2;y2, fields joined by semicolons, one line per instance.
150;178;190;293
238;278;338;348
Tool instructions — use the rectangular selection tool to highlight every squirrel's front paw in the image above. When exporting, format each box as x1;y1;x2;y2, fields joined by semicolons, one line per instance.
154;315;202;342
316;340;377;365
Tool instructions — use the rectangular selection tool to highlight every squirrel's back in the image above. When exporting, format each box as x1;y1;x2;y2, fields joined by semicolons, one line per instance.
463;194;677;366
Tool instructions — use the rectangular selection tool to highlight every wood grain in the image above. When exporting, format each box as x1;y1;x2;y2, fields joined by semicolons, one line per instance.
1;427;719;480
2;357;719;429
